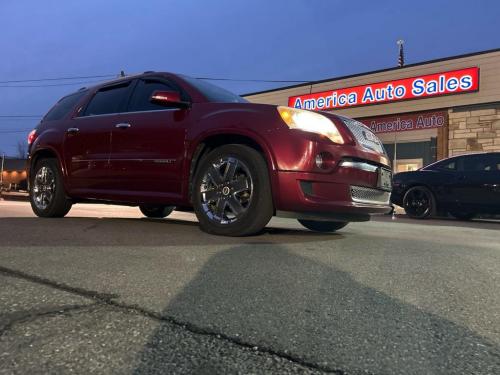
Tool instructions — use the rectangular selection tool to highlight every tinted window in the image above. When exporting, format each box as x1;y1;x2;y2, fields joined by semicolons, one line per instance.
83;82;131;116
44;91;86;121
425;158;457;171
439;160;457;171
486;154;500;171
128;79;178;111
463;154;500;171
180;75;248;103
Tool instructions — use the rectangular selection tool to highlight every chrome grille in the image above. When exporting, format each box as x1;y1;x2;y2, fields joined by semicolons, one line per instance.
350;185;390;205
338;116;386;155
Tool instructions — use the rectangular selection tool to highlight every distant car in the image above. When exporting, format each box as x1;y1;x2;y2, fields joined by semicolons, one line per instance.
391;152;500;219
27;72;392;236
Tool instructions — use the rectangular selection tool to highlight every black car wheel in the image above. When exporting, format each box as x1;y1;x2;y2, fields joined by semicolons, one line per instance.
298;220;348;232
450;212;475;221
30;158;72;218
192;144;273;236
139;205;175;218
403;186;435;219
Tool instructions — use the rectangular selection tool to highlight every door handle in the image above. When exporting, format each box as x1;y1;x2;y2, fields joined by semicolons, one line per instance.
66;127;79;134
115;123;131;129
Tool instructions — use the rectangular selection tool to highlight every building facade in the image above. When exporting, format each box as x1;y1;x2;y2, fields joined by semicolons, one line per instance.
243;49;500;172
0;158;27;190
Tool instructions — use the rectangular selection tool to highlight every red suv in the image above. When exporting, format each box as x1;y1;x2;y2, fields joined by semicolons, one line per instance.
28;72;392;236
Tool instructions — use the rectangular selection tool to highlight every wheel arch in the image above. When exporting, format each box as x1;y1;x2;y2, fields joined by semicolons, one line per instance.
187;132;279;208
403;183;439;200
29;147;67;190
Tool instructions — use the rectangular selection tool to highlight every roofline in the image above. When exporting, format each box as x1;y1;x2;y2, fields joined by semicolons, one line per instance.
241;47;500;97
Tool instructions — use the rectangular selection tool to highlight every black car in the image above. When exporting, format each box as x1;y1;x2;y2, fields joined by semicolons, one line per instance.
391;152;500;219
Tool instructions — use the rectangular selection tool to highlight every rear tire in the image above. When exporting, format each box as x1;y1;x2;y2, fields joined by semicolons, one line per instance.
298;220;348;232
30;158;72;218
192;144;273;236
403;186;435;219
139;205;175;218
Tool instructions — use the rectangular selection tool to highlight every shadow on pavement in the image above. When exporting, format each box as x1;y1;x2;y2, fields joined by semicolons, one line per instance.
133;245;500;374
0;217;341;247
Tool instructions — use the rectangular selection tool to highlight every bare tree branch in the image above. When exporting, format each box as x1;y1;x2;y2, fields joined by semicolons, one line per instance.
16;140;28;159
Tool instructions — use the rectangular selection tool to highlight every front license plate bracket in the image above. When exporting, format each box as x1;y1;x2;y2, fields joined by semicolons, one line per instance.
378;168;392;191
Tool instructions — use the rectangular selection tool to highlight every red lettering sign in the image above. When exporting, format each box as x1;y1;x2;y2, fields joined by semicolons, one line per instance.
356;111;448;134
288;67;479;111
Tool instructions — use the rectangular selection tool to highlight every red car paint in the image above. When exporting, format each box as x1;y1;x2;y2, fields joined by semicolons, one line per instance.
28;72;392;222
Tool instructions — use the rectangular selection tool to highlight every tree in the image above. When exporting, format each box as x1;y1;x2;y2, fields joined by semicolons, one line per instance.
16;140;28;159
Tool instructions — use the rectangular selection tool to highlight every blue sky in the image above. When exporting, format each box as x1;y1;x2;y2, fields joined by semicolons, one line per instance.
0;0;499;156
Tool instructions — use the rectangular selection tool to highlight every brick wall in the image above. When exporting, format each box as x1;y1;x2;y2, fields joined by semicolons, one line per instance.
448;105;500;156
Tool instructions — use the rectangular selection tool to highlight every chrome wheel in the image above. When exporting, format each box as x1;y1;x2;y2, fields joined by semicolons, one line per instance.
200;156;253;225
32;166;56;210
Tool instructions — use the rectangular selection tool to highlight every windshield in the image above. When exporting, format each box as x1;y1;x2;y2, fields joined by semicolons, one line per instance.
180;75;248;103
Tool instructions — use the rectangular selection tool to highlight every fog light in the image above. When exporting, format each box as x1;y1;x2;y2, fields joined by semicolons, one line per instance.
315;152;335;170
315;154;323;168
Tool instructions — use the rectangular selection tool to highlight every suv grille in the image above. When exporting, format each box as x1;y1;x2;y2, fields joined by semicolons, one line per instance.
351;185;390;205
339;116;386;155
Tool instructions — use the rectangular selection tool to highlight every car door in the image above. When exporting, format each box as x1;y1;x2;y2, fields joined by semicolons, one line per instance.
455;154;500;213
108;77;190;199
64;81;134;196
424;158;461;210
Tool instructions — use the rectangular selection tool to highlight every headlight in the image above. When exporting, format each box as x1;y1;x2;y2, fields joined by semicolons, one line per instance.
277;106;344;144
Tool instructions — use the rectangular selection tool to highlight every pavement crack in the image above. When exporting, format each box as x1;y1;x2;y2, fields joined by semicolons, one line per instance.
83;223;100;232
107;301;346;374
0;266;345;374
0;266;119;302
0;303;100;337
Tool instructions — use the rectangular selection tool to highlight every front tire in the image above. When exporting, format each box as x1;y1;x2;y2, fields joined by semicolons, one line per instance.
139;205;174;218
403;186;435;219
298;220;348;232
192;144;273;236
30;158;72;218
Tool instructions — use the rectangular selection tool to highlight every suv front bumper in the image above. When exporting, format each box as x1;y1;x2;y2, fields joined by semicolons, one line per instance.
274;161;392;222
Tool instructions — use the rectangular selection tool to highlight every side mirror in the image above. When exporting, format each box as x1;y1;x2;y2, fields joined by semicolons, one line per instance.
150;90;190;108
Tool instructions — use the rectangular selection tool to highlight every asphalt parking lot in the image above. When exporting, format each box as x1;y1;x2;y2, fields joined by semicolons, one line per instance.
0;200;499;374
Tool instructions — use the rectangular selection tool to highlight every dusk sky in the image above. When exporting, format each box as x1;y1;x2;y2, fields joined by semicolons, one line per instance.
1;0;499;156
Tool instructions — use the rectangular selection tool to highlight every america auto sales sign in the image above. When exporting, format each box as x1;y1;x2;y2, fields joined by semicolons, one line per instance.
288;67;479;111
356;111;448;134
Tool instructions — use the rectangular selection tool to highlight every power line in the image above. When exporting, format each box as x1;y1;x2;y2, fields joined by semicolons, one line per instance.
195;77;310;83
0;115;42;118
0;130;32;134
0;118;41;121
0;73;312;122
0;79;110;88
0;73;311;86
0;74;117;84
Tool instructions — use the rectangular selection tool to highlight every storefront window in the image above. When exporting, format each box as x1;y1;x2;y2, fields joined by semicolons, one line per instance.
395;159;423;172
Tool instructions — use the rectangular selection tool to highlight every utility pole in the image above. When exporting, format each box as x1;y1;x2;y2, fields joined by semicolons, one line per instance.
0;152;5;190
393;133;398;173
393;39;404;172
